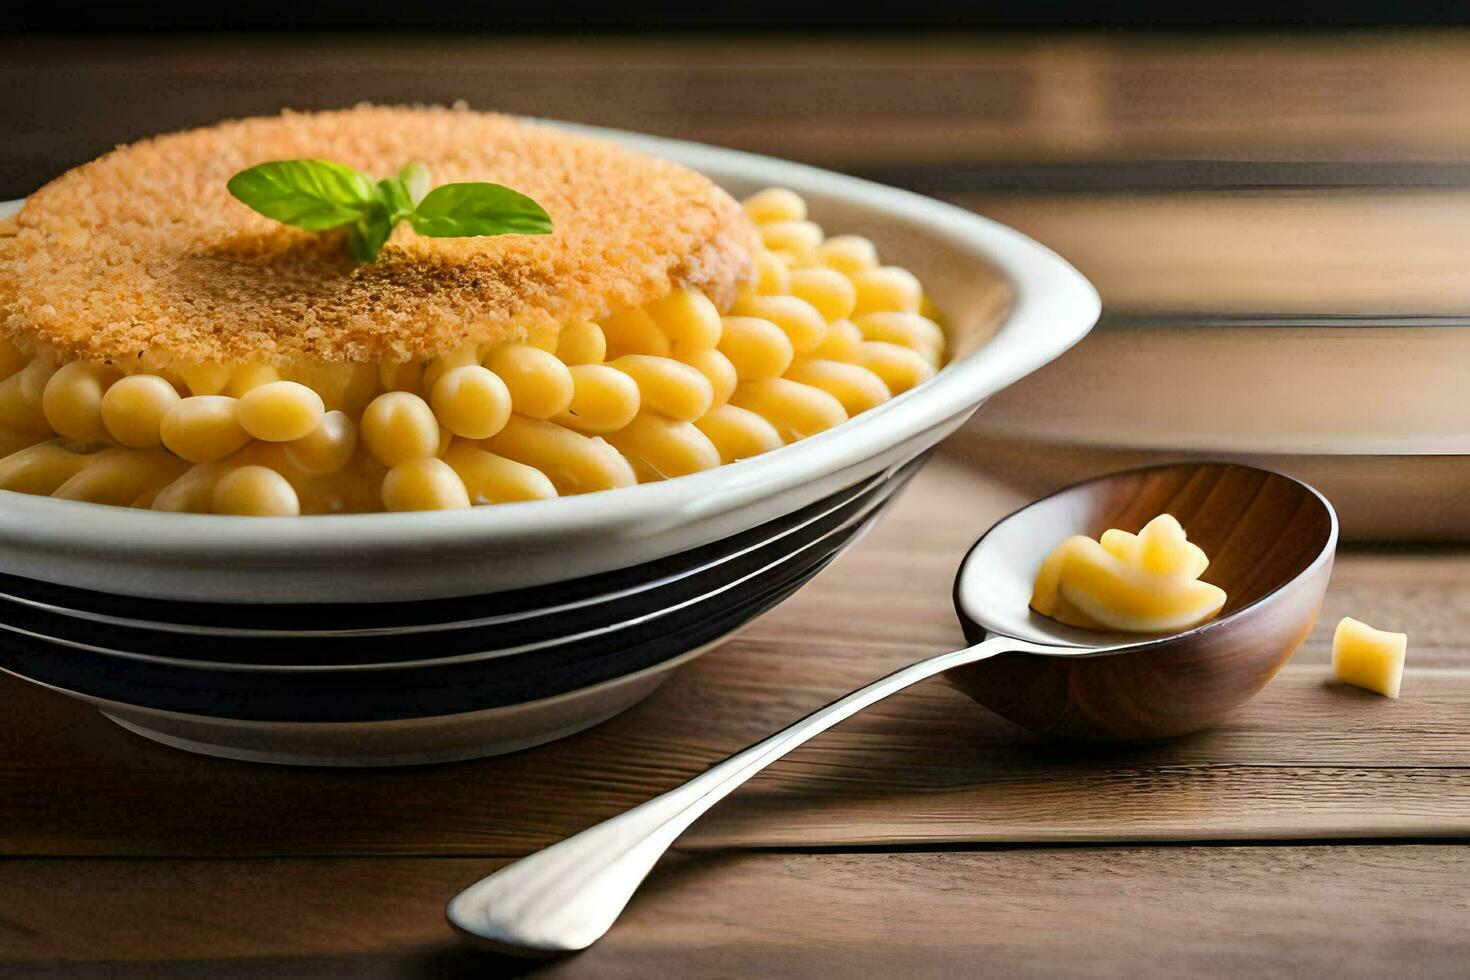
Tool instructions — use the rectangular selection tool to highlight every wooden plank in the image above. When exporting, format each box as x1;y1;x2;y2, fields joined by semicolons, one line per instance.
0;463;1465;859
9;33;1470;196
1;847;1467;976
9;40;1470;316
3;661;1466;857
956;190;1470;314
944;436;1470;543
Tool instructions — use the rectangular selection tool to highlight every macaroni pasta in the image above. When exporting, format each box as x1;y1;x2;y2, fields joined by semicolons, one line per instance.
0;189;944;514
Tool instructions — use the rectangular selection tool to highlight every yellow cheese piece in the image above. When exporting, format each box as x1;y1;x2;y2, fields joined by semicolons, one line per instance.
1332;617;1408;698
1030;514;1226;634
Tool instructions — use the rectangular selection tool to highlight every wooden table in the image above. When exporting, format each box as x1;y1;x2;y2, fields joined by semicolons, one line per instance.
4;29;1470;978
1;456;1466;977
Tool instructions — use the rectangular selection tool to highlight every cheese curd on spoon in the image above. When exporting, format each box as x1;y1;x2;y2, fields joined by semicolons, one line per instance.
1030;514;1227;633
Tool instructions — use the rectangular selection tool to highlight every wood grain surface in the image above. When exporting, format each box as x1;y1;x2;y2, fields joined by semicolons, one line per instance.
6;34;1469;317
1;455;1466;975
3;846;1469;978
9;32;1470;185
956;190;1470;313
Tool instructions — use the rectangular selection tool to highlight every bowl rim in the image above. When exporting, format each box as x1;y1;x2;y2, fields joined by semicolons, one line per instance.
0;458;897;637
0;471;894;671
0;539;832;722
0;120;1100;561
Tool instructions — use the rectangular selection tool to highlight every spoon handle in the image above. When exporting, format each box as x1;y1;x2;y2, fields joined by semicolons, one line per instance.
447;635;1022;953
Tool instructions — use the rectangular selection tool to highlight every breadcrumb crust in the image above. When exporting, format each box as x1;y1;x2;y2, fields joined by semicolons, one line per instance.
0;105;757;364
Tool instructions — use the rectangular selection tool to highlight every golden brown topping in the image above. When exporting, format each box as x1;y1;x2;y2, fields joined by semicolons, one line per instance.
0;105;757;365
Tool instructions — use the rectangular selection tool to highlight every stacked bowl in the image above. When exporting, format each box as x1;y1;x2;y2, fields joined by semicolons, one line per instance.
0;125;1099;765
0;457;924;765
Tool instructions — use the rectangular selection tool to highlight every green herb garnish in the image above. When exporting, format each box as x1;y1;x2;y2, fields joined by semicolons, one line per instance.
227;159;552;262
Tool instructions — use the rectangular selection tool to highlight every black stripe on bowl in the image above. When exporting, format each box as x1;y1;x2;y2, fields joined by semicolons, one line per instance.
0;505;881;722
0;458;920;668
0;453;928;635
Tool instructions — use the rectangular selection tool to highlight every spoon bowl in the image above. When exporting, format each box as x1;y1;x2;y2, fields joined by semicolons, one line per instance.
950;462;1338;739
447;461;1337;954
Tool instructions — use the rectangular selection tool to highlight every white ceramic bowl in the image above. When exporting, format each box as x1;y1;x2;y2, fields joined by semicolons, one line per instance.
0;123;1099;604
3;456;916;765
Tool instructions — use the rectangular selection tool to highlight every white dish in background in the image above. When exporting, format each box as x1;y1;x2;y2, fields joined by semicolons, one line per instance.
0;123;1100;603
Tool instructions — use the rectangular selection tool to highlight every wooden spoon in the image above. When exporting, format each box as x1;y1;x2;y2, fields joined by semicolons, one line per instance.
448;462;1337;954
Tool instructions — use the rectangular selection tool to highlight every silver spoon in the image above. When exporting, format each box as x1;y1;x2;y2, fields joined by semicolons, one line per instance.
447;462;1337;953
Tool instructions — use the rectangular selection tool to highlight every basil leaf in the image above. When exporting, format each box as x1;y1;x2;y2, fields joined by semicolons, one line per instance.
408;182;553;238
226;159;551;263
376;178;415;225
227;159;378;232
398;162;432;207
346;205;394;263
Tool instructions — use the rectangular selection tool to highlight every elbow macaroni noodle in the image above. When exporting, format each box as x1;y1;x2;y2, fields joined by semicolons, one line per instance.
0;188;945;514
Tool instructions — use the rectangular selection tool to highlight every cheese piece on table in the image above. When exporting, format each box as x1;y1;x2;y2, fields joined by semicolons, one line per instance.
1332;617;1408;698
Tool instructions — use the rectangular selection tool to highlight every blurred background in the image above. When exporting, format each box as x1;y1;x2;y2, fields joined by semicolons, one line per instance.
7;9;1468;537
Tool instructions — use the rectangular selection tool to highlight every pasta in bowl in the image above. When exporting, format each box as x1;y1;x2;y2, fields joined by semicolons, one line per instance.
0;109;1098;602
0;108;941;516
